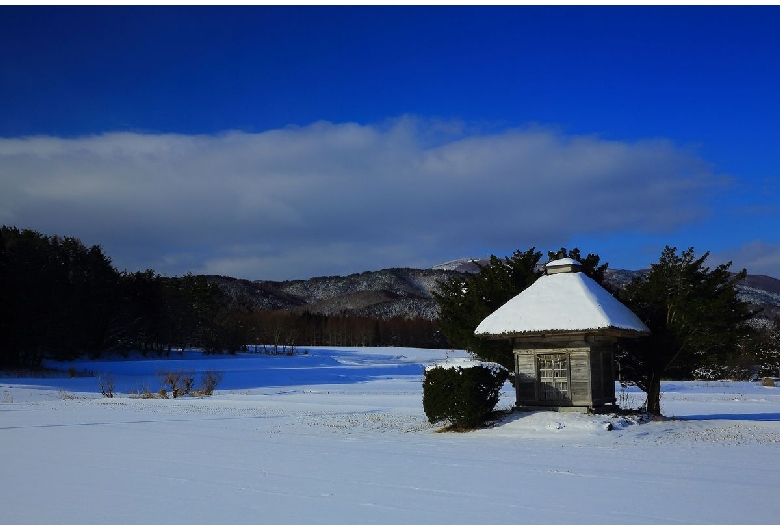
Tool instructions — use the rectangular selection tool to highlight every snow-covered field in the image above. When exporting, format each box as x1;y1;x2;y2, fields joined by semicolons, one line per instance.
2;346;780;524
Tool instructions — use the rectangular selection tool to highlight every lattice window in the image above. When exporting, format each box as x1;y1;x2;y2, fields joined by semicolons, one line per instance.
537;353;570;401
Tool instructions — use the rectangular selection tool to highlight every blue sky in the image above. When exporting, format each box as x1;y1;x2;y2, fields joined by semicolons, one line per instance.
1;6;779;280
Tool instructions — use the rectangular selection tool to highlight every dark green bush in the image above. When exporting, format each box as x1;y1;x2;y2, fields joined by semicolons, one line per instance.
423;363;509;430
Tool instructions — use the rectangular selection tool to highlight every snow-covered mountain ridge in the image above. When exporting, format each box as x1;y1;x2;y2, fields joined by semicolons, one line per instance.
207;262;780;323
207;267;462;320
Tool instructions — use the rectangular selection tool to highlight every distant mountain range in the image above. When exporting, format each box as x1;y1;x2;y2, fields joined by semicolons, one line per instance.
206;268;459;320
207;259;780;325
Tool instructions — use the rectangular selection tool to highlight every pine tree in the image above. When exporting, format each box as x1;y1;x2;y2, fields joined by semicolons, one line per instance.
433;248;543;369
616;246;753;415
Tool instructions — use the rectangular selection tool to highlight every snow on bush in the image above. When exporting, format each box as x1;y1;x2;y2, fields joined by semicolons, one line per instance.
423;360;509;430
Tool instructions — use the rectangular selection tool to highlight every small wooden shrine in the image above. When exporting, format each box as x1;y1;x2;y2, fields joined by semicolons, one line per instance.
474;258;649;412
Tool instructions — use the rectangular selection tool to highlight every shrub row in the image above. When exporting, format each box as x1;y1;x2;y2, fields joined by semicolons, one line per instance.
98;370;224;398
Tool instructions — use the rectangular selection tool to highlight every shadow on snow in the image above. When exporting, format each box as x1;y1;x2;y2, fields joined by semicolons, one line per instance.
675;412;780;422
4;348;428;394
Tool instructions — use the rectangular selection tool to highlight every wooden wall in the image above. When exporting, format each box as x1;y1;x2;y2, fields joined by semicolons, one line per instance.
568;347;590;405
514;349;537;403
512;336;617;409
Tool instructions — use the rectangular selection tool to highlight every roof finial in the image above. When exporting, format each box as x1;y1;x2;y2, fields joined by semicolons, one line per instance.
545;258;582;274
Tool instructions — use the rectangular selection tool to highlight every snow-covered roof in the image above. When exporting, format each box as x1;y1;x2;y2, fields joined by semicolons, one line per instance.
546;257;579;267
474;268;650;337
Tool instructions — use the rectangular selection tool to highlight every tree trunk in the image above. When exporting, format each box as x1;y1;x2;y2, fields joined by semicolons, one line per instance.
645;373;662;415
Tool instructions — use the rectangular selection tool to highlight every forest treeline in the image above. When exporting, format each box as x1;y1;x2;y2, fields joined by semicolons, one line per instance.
0;226;444;369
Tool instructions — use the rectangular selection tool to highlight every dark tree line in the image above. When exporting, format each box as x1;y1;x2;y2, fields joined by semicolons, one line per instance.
0;226;238;368
1;227;119;368
242;310;445;350
0;226;446;370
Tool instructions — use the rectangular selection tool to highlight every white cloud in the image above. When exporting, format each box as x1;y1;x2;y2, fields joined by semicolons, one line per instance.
0;118;725;280
711;240;780;277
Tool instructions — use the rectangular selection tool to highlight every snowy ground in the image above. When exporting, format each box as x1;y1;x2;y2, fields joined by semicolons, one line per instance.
2;346;780;524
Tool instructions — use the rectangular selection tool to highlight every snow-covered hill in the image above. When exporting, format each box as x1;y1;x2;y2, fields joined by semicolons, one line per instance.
208;263;780;323
208;267;464;318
